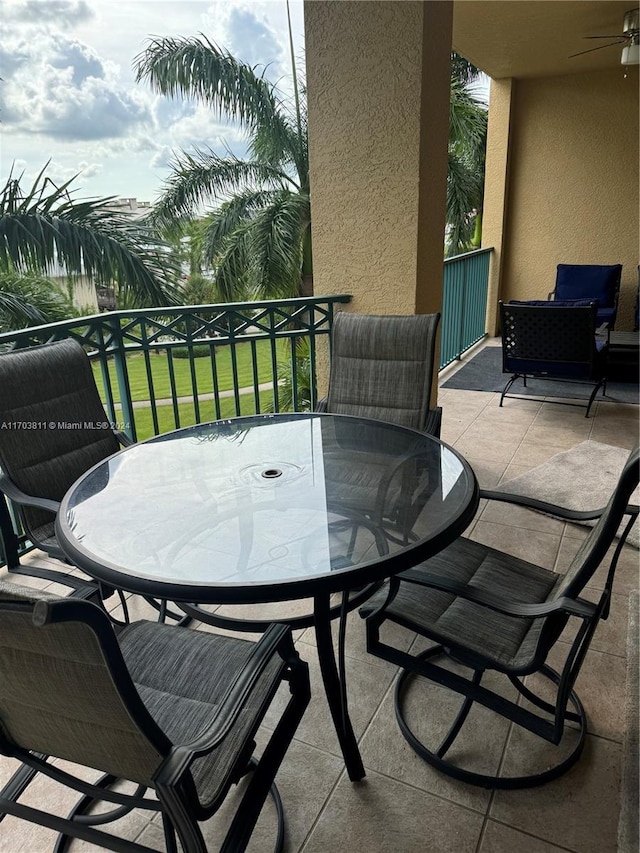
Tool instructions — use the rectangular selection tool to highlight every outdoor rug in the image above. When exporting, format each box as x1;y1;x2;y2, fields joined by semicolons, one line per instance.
495;441;639;548
441;345;639;405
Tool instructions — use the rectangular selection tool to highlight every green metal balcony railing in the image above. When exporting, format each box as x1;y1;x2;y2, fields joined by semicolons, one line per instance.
440;247;492;369
0;259;491;566
0;295;351;443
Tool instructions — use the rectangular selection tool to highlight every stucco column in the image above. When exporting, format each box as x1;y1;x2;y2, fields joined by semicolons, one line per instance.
482;77;515;335
305;1;452;397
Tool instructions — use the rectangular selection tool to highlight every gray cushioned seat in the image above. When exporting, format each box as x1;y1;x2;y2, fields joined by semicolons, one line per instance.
321;312;442;436
361;538;561;672
359;445;639;789
0;582;310;850
119;620;282;809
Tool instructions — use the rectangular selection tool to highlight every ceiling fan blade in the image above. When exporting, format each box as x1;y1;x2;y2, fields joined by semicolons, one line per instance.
583;34;626;40
569;40;627;58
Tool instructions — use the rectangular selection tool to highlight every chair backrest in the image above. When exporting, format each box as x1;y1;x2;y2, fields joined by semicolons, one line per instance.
500;301;600;379
0;340;121;534
0;582;169;785
325;312;440;430
554;444;639;601
555;264;622;309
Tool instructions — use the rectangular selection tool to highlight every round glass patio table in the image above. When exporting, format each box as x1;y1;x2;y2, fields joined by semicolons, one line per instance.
56;413;479;781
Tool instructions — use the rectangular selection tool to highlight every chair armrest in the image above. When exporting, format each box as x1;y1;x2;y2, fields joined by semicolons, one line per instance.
315;397;328;413
480;488;607;522
399;568;596;619
114;430;134;447
0;475;60;514
155;622;299;786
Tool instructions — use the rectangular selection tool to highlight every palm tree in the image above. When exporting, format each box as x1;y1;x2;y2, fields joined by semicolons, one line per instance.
446;54;488;257
0;166;182;315
0;269;74;332
134;22;310;302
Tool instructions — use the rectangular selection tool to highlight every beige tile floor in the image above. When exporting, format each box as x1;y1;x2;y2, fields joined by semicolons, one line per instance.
0;341;638;852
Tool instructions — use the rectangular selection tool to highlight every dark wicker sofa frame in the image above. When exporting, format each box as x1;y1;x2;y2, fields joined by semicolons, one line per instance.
499;300;608;417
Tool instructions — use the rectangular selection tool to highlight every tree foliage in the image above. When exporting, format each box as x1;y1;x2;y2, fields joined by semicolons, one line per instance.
0;166;182;311
446;54;488;257
135;35;310;301
0;269;74;332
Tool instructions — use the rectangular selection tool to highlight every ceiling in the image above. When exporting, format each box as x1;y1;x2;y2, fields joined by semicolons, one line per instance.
453;1;638;79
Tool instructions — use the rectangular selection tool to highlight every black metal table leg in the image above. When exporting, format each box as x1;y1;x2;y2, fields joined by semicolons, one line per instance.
313;592;365;781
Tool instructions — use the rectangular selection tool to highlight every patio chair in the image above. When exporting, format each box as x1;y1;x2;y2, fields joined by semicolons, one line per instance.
0;339;129;597
0;339;190;620
317;312;442;437
0;581;310;852
548;263;622;329
499;300;608;417
360;444;639;788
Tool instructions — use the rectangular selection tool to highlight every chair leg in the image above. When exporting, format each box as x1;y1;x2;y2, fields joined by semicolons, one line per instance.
156;787;207;853
394;651;587;789
499;374;521;408
0;495;20;571
52;774;145;853
220;666;310;853
162;813;179;853
585;377;606;418
434;670;483;759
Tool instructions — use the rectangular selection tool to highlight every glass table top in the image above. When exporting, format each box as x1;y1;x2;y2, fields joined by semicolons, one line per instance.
57;414;478;601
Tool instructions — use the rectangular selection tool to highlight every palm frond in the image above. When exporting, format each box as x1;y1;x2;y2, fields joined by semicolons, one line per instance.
449;78;487;150
151;150;292;226
134;35;280;132
211;221;255;303
446;153;482;257
450;53;482;86
200;188;280;264
247;190;309;299
0;269;74;332
249;99;308;188
0;171;181;306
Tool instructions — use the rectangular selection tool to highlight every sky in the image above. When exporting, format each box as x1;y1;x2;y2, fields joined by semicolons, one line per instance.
0;0;305;203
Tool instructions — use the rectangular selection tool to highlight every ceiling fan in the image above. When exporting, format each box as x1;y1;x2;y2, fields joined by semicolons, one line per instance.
569;6;639;64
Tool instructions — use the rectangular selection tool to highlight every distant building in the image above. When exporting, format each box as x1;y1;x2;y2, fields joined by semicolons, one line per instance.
110;198;152;220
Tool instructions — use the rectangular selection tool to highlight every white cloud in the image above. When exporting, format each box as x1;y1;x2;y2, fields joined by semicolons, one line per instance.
226;7;283;73
150;145;173;170
0;29;151;140
0;0;305;200
3;0;94;25
78;160;102;178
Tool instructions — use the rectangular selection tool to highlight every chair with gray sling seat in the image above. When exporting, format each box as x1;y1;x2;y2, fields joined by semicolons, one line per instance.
0;339;129;597
317;312;443;437
0;581;310;852
315;311;444;555
0;339;181;619
360;444;639;789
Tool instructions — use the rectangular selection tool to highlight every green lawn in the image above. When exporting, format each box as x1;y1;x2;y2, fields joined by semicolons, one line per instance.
131;389;276;441
92;338;288;404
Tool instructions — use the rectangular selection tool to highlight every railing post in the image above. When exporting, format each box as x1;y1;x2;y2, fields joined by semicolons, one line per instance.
458;258;468;361
106;316;136;443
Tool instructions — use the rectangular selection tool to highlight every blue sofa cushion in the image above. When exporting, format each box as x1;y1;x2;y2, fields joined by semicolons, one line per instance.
555;264;622;307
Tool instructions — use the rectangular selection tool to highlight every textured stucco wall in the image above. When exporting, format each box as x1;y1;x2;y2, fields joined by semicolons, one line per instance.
498;67;639;330
482;78;514;336
304;1;451;318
